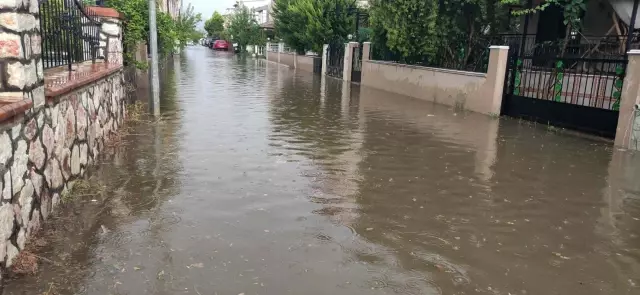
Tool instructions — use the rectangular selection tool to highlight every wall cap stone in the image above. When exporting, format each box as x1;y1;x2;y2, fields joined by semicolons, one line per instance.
365;60;488;78
628;49;640;55
44;63;123;99
86;6;123;19
489;45;509;50
0;100;33;124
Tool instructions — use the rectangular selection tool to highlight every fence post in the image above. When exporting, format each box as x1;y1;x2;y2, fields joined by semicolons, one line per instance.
278;42;284;64
363;42;371;61
293;52;298;69
343;42;358;82
481;46;510;115
615;50;640;150
322;44;329;76
266;42;271;60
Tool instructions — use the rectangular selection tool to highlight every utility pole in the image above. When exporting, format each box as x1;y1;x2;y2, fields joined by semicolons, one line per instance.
148;0;161;117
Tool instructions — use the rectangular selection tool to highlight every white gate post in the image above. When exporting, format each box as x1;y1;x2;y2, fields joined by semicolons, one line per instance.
343;42;358;82
321;44;329;76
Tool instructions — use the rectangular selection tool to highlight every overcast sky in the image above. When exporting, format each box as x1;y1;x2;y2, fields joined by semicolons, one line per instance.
185;0;271;20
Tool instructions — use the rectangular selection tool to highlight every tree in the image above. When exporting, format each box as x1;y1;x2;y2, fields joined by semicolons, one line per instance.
204;11;226;38
105;0;202;68
272;0;355;54
500;0;588;57
175;4;202;47
226;5;263;51
272;0;312;53
369;0;510;69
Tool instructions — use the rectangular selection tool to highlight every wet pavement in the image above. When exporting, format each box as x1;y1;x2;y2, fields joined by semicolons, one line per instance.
3;47;640;295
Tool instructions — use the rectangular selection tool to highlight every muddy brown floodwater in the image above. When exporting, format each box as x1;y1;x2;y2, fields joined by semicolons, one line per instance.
3;47;640;295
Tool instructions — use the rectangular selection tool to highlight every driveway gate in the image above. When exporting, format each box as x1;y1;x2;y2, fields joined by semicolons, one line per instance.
502;51;627;138
326;42;344;79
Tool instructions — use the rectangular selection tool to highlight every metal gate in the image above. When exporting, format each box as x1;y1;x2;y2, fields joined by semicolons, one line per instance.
351;44;363;83
326;42;344;79
502;51;627;138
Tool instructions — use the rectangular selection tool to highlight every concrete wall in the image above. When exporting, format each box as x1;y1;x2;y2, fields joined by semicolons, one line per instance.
267;50;278;63
616;50;640;150
361;44;509;115
297;55;317;73
0;70;126;271
280;52;296;68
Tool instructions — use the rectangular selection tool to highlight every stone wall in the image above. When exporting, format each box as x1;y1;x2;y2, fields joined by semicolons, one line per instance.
0;2;128;275
0;70;126;270
0;0;45;107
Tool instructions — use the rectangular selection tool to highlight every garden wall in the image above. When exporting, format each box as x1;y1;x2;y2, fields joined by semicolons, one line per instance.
360;44;509;115
0;68;125;270
0;3;127;275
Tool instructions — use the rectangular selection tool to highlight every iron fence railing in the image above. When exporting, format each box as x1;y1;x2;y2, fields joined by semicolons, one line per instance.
495;34;639;59
268;43;279;52
370;37;494;73
40;0;101;71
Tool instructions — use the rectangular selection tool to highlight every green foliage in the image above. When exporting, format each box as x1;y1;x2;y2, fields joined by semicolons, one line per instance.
226;5;264;51
204;11;226;38
501;0;587;30
104;0;201;69
273;0;355;54
358;27;372;43
175;4;202;47
369;0;511;68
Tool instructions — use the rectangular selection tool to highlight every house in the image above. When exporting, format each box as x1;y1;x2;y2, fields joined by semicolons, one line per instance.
158;0;182;19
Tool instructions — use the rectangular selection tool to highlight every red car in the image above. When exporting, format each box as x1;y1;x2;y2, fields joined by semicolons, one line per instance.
212;40;229;51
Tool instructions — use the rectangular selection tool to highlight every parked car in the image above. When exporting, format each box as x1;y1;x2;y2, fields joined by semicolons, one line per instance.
213;40;229;51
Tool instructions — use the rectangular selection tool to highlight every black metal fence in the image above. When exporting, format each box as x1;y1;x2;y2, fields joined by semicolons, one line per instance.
40;0;102;71
496;34;638;60
370;36;494;73
312;56;322;74
326;42;345;78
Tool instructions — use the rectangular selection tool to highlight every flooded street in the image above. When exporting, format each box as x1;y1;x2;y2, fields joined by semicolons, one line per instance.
4;47;640;294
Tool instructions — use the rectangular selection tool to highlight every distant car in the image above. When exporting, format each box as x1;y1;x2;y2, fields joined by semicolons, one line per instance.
213;40;229;51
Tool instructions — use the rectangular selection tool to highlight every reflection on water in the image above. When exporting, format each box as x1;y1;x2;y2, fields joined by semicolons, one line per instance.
3;47;640;295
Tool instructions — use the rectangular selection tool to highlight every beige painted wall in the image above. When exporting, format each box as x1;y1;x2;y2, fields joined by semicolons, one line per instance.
266;51;278;63
297;55;316;72
280;52;296;68
615;51;640;149
361;55;506;115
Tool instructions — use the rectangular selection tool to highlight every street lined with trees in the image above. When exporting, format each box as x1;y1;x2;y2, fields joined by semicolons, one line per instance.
104;0;203;68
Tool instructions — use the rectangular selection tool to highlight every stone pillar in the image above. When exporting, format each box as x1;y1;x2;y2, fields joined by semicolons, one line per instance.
86;6;123;65
100;17;123;65
343;42;358;82
363;42;371;61
615;50;640;150
0;0;45;108
481;45;510;115
321;44;328;76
